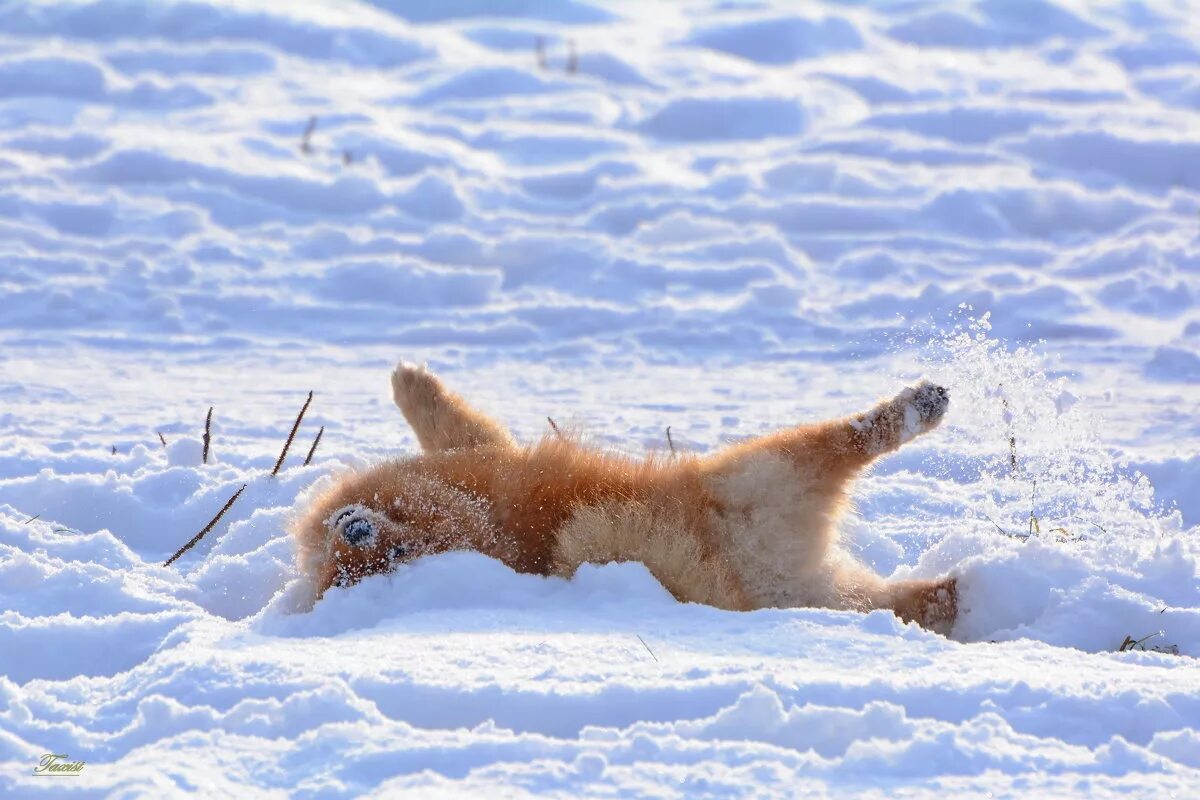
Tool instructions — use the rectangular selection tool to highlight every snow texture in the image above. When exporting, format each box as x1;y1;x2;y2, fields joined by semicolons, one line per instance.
1;0;1199;797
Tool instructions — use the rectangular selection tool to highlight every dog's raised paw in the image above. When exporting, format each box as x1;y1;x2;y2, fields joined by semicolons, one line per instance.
391;359;440;412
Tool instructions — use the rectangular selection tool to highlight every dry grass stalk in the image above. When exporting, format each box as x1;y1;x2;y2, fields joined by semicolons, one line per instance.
666;426;676;456
272;391;313;477
203;406;213;465
547;416;562;438
304;425;324;466
566;40;578;74
158;431;167;448
300;116;317;154
164;484;247;567
997;385;1017;474
636;634;658;663
1117;630;1179;655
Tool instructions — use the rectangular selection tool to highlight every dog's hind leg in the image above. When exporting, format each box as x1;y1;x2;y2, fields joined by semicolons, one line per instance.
833;557;958;635
391;361;515;452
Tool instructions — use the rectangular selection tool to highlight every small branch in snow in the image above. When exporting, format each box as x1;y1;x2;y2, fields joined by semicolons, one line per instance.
272;391;313;477
1028;479;1039;538
300;116;317;155
164;484;246;567
202;406;213;465
158;431;168;449
303;425;324;466
1048;526;1081;543
666;426;676;456
23;513;40;524
983;514;1029;541
547;416;562;439
1118;631;1173;654
636;634;658;663
566;39;578;74
998;384;1017;475
1117;630;1179;655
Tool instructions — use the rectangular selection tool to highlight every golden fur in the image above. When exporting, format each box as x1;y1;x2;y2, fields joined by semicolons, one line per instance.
291;362;958;632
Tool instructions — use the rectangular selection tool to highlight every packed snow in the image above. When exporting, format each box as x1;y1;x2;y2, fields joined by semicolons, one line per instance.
1;0;1199;796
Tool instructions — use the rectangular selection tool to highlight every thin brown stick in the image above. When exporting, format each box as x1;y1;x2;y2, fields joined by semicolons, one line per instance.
23;513;40;524
272;391;313;476
666;426;676;455
158;431;168;448
164;484;246;567
547;416;562;438
202;406;213;464
303;426;324;466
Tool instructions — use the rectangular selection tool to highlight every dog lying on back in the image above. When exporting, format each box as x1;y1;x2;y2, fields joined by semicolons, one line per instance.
291;362;958;633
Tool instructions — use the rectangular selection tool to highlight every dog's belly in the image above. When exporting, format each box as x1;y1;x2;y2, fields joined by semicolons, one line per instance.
705;450;842;609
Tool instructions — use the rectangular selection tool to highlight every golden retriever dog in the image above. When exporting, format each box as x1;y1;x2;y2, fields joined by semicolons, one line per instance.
291;362;957;632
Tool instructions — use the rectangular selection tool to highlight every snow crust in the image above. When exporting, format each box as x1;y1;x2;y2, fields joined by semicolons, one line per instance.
1;0;1199;796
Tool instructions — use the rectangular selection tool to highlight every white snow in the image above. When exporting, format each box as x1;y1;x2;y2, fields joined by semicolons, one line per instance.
1;0;1199;796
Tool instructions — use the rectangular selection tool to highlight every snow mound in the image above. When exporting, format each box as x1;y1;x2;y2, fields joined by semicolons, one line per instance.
688;15;863;65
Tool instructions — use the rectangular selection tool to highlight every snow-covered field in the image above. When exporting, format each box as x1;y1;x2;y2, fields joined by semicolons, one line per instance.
2;0;1199;796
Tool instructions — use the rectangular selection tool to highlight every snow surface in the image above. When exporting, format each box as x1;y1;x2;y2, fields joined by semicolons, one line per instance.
1;0;1199;796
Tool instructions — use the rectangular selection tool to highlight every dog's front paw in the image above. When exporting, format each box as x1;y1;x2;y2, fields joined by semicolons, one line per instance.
391;359;430;405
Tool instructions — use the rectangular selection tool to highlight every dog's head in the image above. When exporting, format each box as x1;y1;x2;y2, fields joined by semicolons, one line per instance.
289;460;497;602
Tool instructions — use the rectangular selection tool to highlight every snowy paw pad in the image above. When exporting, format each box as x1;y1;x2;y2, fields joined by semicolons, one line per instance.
909;381;949;425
